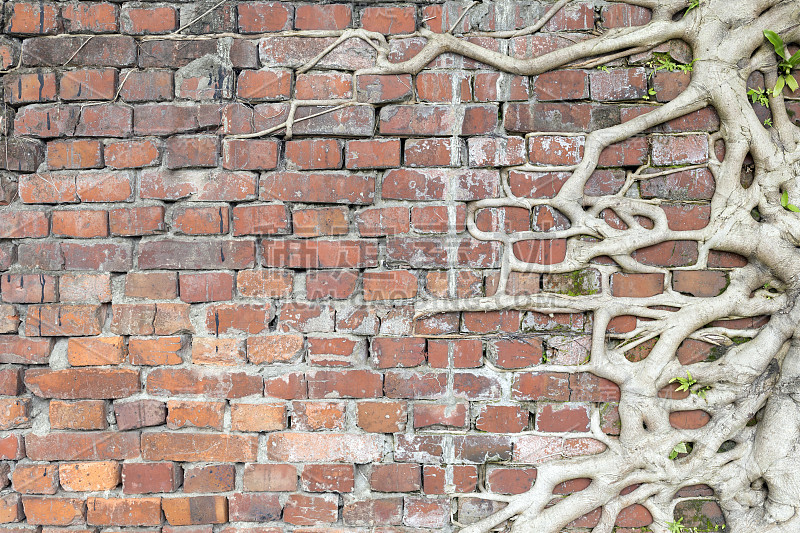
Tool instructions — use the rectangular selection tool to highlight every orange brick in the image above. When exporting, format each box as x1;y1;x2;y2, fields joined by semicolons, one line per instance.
49;400;107;430
12;464;58;494
230;402;285;432
59;461;121;492
86;497;162;526
67;336;124;366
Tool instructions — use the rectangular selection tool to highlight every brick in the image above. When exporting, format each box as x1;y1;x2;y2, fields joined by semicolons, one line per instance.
61;242;132;271
380;105;458;136
26;304;105;336
75;103;132;136
371;464;420;492
261;171;374;204
260;36;375;70
5;2;60;34
122;462;180;494
263;239;378;269
590;68;647;101
67;336;123;366
651;134;708;165
295;4;350;30
52;209;107;237
363;270;418;301
121;6;177;34
62;2;119;32
512;372;570;401
25;368;138;399
147;368;262;398
0;368;22;395
602;4;651;28
361;5;415;34
86;497;161;526
0;434;25;460
237;269;293;298
165;136;219;168
673;270;727;297
403;496;449;529
22;35;136;67
167;400;225;430
109;206;166;236
0;336;51;364
142;433;258;462
417;71;471;102
292;400;346;431
50;273;111;304
237;70;291;100
25;432;139;460
119;69;173;101
12;464;58;495
385;371;447;399
0;211;48;238
356;74;413;103
222;139;278;170
230;402;285;432
76;171;133;202
294;207;349;238
18;173;77;204
346;138;401;169
343;497;403;526
284;139;342;170
232;204;290;236
128;337;182;366
138;239;256;270
124;271;176;299
172;205;229;235
242;464;297;492
266;433;383;462
228;493;281;522
238;2;292;32
302;464;354;492
183;465;235;493
104;139;160;168
59;461;120;492
1;137;46;172
21;497;85;526
4;71;58;103
356;207;410;236
476;405;529;433
1;274;57;304
284;494;338;525
60;68;116;100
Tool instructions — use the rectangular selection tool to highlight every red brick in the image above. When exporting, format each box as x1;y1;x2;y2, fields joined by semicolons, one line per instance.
62;2;118;32
76;171;133;202
147;368;262;398
231;204;290;236
611;273;664;297
12;464;58;495
385;371;447;399
26;304;105;336
122;462;180;494
261;171;374;204
356;207;409;236
669;409;711;429
346;138;401;169
25;367;138;399
60;68;116;100
75;103;132;136
191;337;246;365
25;432;139;461
283;493;338;525
124;271;176;299
416;71;471;102
294;207;348;237
142;433;258;462
104;139;159;168
476;405;529;433
128;337;183;366
46;139;103;170
263;239;378;269
0;336;52;364
1;274;57;303
5;2;60;34
295;4;350;30
237;269;293;298
184;464;235;493
4;71;58;103
371;464;420;492
242;463;297;491
230;402;285;432
52;209;107;237
166;399;224;430
165;136;219;168
59;461;121;492
121;6;177;34
138;239;256;270
67;336;123;366
86;497;161;526
222;139;278;170
602;4;651;27
0;368;22;395
49;400;107;430
228;493;281;522
364;271;418;301
651;134;708;165
266;432;383;462
285;139;342;170
238;2;292;32
237;69;291;100
119;69;173;101
306;270;358;300
343;497;403;526
536;403;590;432
60;272;113;303
21;497;85;525
380;104;458;136
295;71;352;100
307;369;382;399
162;495;228;525
356;74;413;103
171;205;228;235
302;464;354;492
361;6;415;34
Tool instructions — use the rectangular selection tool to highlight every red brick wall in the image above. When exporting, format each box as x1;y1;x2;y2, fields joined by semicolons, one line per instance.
0;1;729;530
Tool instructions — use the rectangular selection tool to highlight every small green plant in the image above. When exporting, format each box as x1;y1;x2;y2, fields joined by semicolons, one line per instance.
763;117;773;127
667;518;687;532
684;0;700;16
747;87;770;107
648;54;696;79
670;371;711;399
781;190;800;212
642;87;657;100
666;517;726;533
597;65;609;73
670;371;697;392
763;30;800;96
669;442;691;460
